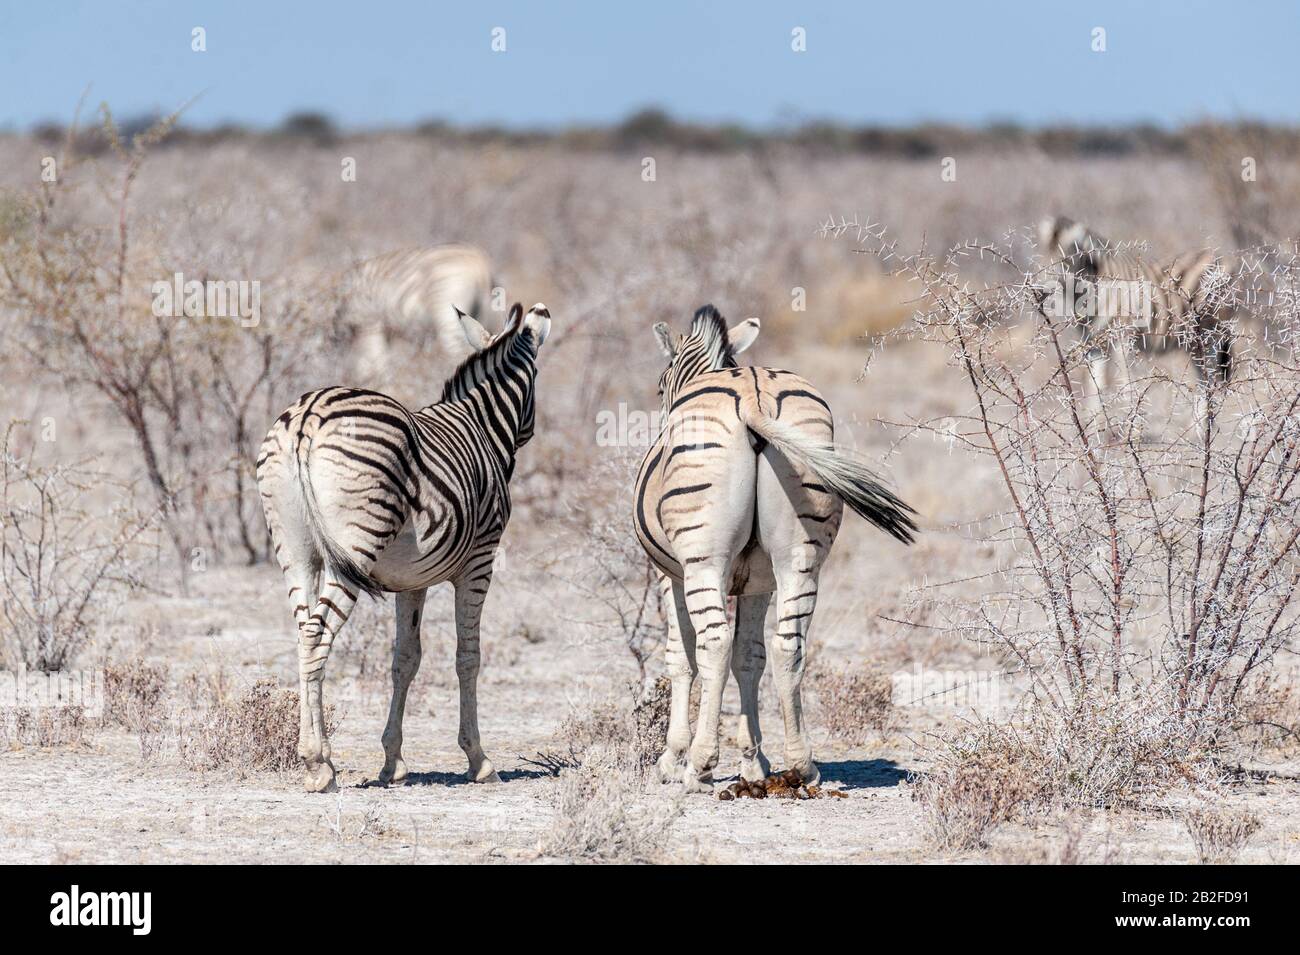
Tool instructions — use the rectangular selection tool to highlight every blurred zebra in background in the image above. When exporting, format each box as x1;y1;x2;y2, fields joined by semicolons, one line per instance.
341;244;493;382
1037;216;1237;402
256;302;552;793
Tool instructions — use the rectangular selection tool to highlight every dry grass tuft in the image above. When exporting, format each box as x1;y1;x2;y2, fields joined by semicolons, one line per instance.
547;678;671;779
1183;805;1262;864
180;679;334;775
536;746;682;863
812;662;895;741
912;725;1041;851
103;659;172;760
0;705;92;749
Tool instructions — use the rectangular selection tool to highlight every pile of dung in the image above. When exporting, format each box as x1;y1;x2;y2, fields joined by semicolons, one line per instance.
717;769;849;801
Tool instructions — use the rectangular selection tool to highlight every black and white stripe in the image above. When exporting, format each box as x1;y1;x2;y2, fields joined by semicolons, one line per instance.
635;305;915;793
256;302;551;792
1038;216;1236;386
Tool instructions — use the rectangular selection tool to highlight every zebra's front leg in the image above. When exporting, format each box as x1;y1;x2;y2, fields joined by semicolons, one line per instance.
453;568;500;784
683;568;733;793
656;574;698;784
298;569;359;793
732;591;772;783
379;588;428;785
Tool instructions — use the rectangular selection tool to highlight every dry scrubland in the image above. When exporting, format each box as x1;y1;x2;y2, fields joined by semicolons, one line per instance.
1;124;1300;863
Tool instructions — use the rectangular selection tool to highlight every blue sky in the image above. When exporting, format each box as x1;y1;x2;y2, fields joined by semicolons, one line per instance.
2;1;1297;130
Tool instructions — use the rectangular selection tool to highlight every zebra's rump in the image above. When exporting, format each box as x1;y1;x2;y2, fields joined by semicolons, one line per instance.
634;366;838;590
261;386;509;592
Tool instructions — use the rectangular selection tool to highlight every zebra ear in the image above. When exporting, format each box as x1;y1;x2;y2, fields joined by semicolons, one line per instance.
454;306;492;352
728;318;760;354
505;303;524;331
653;322;676;358
521;303;551;347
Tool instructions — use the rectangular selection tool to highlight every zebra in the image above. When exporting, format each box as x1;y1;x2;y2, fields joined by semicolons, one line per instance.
256;302;552;792
341;245;493;382
1037;216;1236;403
634;305;917;792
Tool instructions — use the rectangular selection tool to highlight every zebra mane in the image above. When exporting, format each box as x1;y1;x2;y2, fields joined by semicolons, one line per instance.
438;312;535;404
685;304;739;370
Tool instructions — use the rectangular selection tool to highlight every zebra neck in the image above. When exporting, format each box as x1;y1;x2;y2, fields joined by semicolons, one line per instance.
428;337;536;458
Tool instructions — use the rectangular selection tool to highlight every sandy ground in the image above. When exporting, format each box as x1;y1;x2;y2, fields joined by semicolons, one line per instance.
2;561;1297;865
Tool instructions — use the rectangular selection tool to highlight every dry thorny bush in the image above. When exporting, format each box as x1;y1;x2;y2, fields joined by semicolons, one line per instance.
0;109;345;584
821;215;1300;843
0;422;156;671
98;657;332;776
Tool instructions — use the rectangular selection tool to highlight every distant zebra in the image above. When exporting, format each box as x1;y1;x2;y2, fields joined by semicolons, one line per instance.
1037;217;1236;400
256;302;552;792
634;306;916;791
342;245;493;382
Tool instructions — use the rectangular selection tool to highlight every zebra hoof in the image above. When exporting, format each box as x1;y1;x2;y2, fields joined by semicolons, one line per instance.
681;768;716;794
467;760;501;784
791;762;821;788
656;750;687;784
378;759;408;786
304;760;337;794
739;750;771;783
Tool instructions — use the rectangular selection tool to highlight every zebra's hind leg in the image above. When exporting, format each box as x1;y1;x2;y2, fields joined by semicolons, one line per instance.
683;568;734;793
453;570;501;784
769;562;820;787
656;574;698;784
732;592;772;782
379;588;428;785
298;568;360;793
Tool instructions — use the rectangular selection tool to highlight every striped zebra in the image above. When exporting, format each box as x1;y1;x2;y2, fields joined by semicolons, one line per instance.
342;245;493;382
634;306;917;791
1037;216;1236;401
256;302;552;792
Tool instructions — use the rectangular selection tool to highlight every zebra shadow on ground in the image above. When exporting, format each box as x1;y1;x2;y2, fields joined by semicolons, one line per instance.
813;759;908;791
356;768;552;788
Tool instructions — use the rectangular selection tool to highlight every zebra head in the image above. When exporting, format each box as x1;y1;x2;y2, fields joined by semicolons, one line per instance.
1038;215;1103;279
652;304;760;411
444;302;552;448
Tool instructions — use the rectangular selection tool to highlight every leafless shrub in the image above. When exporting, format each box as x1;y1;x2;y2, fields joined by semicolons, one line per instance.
536;745;682;864
812;661;895;740
830;216;1300;803
180;678;334;775
101;659;167;726
0;422;155;671
0;108;344;581
1183;804;1262;864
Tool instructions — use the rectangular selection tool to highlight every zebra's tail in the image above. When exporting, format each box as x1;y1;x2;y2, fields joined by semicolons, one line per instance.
294;441;384;600
741;409;918;544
